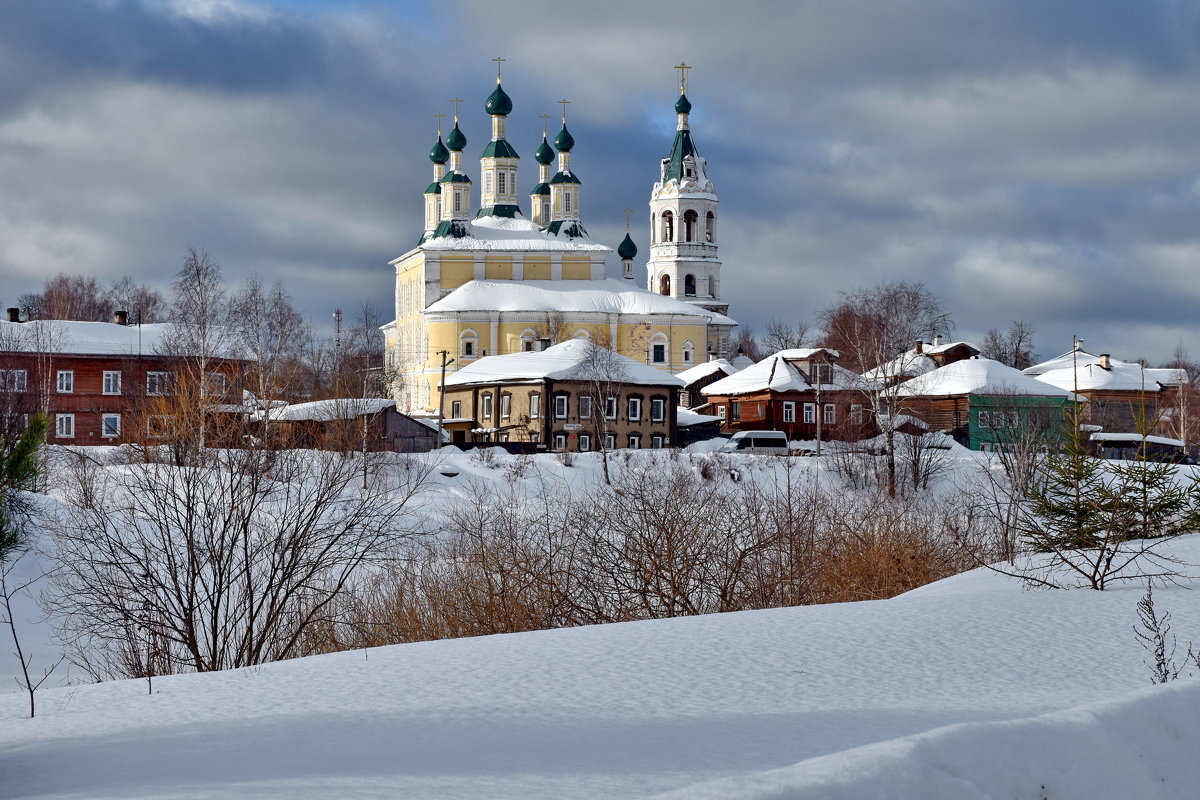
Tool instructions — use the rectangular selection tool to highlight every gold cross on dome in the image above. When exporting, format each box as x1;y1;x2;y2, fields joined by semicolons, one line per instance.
450;98;462;121
492;56;506;82
674;62;692;92
539;113;551;136
558;98;571;123
434;112;445;135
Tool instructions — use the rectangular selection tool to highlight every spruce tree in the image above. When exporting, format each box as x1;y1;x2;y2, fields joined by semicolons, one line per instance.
0;412;47;564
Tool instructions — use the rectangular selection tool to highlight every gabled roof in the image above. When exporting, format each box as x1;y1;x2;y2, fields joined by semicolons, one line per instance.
0;319;249;359
894;358;1078;399
925;340;979;356
675;358;738;385
444;339;684;388
701;350;861;397
1036;362;1167;393
864;349;937;382
268;398;395;422
1023;349;1102;376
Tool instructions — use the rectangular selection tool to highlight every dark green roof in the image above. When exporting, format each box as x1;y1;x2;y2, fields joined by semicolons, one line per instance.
440;170;472;184
425;181;441;195
475;204;522;219
549;170;581;185
430;219;471;240
663;128;698;183
534;136;554;165
617;232;637;260
675;92;692;114
546;219;588;239
446;122;467;151
529;182;551;196
553;124;574;152
429;135;449;164
485;83;513;116
481;139;520;159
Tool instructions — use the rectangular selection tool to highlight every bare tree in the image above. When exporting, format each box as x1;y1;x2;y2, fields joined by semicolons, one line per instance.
570;342;632;485
762;319;813;353
980;320;1037;369
48;447;431;676
731;328;761;363
231;276;308;440
1;554;63;717
105;276;166;324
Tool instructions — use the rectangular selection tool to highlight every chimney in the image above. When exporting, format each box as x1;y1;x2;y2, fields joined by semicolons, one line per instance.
932;335;943;347
5;308;19;323
114;310;129;326
1099;353;1111;370
914;340;924;354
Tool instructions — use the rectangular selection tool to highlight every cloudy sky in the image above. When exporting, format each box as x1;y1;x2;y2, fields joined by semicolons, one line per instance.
3;0;1200;364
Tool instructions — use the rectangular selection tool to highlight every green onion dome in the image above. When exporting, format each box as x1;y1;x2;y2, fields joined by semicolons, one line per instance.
446;122;467;151
617;232;637;260
429;135;449;164
534;135;555;165
485;83;513;116
553;123;575;153
675;92;692;114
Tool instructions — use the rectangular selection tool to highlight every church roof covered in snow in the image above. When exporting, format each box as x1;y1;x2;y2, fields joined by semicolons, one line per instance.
418;215;610;252
895;358;1078;399
443;339;684;388
425;278;736;325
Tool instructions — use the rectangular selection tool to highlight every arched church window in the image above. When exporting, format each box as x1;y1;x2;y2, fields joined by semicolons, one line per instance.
684;274;696;296
706;211;715;243
662;211;674;242
684;210;698;242
649;331;669;364
650;213;656;244
659;274;671;296
460;329;479;359
541;200;549;221
682;340;695;364
708;275;716;297
684;157;695;178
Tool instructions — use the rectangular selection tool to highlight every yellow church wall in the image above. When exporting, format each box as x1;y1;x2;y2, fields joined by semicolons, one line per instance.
523;259;551;280
561;259;591;280
439;258;474;288
485;259;512;280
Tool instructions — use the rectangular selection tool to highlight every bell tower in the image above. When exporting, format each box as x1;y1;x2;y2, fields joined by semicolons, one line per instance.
646;64;728;356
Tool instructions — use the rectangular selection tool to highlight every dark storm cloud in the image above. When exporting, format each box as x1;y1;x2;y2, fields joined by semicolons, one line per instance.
3;0;1200;363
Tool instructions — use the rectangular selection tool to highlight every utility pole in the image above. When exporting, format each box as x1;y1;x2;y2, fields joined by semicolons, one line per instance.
437;350;454;449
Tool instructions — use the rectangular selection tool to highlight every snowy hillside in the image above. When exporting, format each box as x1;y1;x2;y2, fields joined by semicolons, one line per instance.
5;530;1200;798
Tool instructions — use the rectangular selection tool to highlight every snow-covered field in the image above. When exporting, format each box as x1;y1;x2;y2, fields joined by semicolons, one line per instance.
4;447;1200;798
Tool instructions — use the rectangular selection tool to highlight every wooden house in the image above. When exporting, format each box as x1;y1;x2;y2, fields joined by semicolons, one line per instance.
266;399;437;453
701;348;875;441
441;339;683;451
675;358;739;408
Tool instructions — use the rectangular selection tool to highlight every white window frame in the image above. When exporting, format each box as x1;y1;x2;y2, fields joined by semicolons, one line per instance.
604;396;617;420
978;410;990;428
529;393;540;419
682;341;694;364
717;405;727;419
579;395;592;419
555;394;568;419
628;397;642;421
147;371;170;396
824;403;836;425
57;370;74;393
481;393;493;420
55;414;75;438
650;397;665;423
497;171;506;195
579;433;591;451
803;403;816;424
651;433;665;449
101;413;121;439
604;433;616;450
554;432;567;451
451;400;462;419
501;393;511;419
782;401;796;423
628;434;641;450
102;370;121;395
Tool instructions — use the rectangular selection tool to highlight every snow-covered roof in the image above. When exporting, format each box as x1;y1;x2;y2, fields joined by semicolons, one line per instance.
675;358;738;385
425;279;736;326
863;349;938;382
701;351;864;397
1035;362;1168;393
443;339;684;388
894;358;1078;398
268;398;396;422
729;353;755;370
0;320;247;359
1090;432;1186;447
677;407;722;426
420;216;611;252
925;340;979;356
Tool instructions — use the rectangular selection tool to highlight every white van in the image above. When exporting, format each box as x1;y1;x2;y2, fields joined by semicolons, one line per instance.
719;430;789;454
